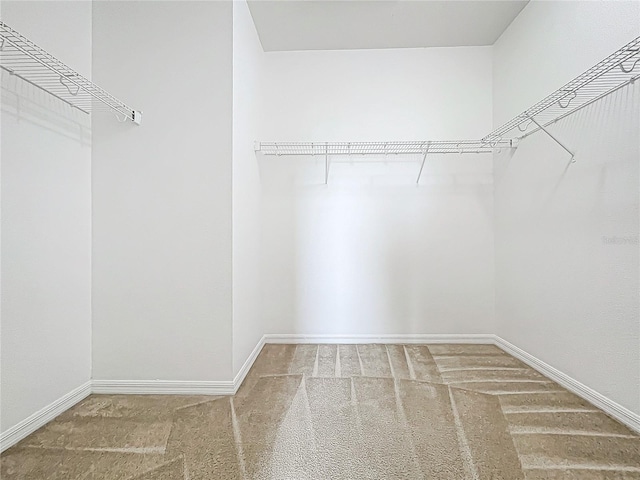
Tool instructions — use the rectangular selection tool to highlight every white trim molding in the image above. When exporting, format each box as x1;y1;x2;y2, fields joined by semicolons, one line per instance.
0;380;91;452
91;380;235;396
263;333;495;344
3;333;638;453
494;336;640;434
233;336;266;393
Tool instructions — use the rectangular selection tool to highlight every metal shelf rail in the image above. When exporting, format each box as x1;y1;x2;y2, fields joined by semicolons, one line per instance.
0;21;142;124
256;36;640;173
482;36;640;153
255;140;513;184
256;140;512;156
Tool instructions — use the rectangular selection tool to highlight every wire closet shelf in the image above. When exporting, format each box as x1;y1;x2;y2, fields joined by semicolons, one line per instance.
257;35;640;159
483;36;640;144
0;21;142;124
256;140;513;156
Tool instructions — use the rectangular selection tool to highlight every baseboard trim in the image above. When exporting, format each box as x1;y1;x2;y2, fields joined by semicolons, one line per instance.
263;333;495;344
91;380;235;396
4;333;638;453
233;336;266;393
494;336;640;434
0;380;91;452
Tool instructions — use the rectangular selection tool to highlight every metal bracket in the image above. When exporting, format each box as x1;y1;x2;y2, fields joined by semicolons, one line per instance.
325;152;330;184
416;142;431;184
557;90;577;109
115;110;141;125
517;119;533;132
620;56;640;74
115;112;128;122
59;74;80;96
528;116;575;162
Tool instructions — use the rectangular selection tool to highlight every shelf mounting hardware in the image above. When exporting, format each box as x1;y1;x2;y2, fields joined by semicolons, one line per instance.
557;90;577;109
517;119;532;132
416;142;431;184
528;116;575;162
59;74;80;96
325;143;330;184
620;55;640;74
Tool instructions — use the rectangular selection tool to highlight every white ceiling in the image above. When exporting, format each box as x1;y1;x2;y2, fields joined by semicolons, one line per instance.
248;0;529;52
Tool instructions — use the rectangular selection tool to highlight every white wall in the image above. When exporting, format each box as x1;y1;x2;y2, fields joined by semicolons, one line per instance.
259;47;496;336
1;1;92;433
91;1;234;381
232;0;264;376
262;47;492;142
493;0;640;414
493;1;640;127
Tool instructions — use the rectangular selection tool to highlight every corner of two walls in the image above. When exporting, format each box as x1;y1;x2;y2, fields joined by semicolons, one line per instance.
492;0;640;415
91;1;234;383
258;45;497;340
232;2;500;370
2;1;239;440
232;0;266;377
1;1;92;434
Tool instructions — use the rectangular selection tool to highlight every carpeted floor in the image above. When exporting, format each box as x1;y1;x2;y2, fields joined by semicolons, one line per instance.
2;344;639;479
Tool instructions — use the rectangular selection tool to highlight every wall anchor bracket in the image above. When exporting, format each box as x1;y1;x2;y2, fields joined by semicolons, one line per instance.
528;116;575;162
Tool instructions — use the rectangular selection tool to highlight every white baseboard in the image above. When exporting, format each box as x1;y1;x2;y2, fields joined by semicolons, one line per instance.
233;336;266;393
91;380;234;396
0;380;91;452
494;336;640;434
263;333;495;344
4;333;638;453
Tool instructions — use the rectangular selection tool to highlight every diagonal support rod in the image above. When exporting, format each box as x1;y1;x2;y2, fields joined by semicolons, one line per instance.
416;142;431;184
325;152;330;184
528;116;575;161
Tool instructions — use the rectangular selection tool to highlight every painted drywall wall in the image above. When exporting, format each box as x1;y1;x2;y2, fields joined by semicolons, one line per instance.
261;47;492;142
493;1;640;414
0;1;92;433
91;1;234;381
232;0;265;376
493;0;640;126
259;47;496;336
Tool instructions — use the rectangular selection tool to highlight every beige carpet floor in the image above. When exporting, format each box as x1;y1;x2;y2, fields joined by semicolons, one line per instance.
2;344;639;479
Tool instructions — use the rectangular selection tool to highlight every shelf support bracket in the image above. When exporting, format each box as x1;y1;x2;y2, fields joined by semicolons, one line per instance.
59;75;81;96
557;90;577;109
528;116;575;162
416;142;431;184
325;145;330;184
620;55;640;74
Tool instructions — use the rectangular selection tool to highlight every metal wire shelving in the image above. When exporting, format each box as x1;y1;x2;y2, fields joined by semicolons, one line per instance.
256;140;513;184
483;36;640;146
0;21;141;124
256;140;512;156
256;35;640;172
